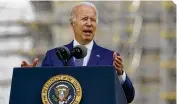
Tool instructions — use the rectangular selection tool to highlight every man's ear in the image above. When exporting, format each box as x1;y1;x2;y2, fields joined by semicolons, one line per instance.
70;22;74;30
71;22;74;26
70;19;74;26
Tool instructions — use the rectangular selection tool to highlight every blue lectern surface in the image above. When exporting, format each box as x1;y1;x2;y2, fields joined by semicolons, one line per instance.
9;66;127;104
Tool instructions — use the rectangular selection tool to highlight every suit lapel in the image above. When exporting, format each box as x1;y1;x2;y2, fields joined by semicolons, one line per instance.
87;42;101;66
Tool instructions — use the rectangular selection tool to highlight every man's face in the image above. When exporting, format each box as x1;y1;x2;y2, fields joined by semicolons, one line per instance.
71;5;97;45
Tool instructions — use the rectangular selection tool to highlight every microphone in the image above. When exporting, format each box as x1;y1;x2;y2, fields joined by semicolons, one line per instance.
56;46;70;66
70;45;87;59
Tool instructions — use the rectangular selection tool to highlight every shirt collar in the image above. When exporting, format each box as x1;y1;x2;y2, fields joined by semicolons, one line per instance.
73;39;93;51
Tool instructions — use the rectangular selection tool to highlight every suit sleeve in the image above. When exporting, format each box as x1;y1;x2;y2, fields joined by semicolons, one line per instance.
41;51;52;67
122;75;135;103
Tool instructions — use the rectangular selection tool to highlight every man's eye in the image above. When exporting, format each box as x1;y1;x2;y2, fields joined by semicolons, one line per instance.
81;17;88;21
91;18;96;22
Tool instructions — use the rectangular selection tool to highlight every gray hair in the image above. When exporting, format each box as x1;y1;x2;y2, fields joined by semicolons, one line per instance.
70;2;98;24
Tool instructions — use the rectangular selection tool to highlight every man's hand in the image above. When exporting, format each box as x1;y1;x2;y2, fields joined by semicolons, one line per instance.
113;52;124;75
21;58;39;67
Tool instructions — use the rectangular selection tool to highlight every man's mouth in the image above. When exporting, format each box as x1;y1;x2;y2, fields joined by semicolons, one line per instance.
83;30;92;34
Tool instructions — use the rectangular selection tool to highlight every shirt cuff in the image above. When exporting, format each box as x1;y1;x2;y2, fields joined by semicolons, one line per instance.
118;71;126;84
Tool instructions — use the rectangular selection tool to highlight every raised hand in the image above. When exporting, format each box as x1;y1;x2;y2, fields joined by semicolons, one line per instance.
113;52;124;75
21;58;39;68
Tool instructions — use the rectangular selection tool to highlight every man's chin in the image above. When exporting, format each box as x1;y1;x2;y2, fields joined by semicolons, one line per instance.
84;37;93;40
83;38;93;44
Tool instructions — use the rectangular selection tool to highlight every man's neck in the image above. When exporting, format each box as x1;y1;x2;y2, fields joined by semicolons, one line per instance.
74;39;91;45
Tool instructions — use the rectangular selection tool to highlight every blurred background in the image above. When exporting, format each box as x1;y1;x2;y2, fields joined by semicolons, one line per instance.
0;1;176;104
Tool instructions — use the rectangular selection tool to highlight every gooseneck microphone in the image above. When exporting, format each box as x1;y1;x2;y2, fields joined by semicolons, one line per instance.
56;45;87;66
56;46;70;66
69;45;87;59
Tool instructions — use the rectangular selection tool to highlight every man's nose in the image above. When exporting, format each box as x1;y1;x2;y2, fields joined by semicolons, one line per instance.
86;19;91;26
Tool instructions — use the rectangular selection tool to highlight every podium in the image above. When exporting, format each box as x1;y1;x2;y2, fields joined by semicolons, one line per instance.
9;66;128;104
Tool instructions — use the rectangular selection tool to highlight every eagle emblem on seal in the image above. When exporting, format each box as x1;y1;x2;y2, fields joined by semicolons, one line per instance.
52;84;72;104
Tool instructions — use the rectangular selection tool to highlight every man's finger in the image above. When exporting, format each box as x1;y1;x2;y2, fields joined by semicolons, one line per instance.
22;61;29;66
114;58;123;66
114;61;121;68
32;58;38;67
113;51;117;59
21;63;24;67
114;61;123;69
113;61;123;75
117;56;123;62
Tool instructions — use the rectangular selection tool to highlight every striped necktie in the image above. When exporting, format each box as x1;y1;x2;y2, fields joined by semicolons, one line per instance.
74;58;84;66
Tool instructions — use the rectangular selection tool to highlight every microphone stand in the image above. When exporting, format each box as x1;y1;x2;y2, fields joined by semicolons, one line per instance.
56;49;68;66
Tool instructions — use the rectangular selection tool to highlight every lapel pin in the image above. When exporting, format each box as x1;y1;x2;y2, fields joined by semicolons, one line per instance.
96;54;100;57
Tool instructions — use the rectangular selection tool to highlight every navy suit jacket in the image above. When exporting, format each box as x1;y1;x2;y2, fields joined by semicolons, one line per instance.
41;41;135;103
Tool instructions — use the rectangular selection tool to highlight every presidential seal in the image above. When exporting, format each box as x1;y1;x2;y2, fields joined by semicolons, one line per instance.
41;75;82;104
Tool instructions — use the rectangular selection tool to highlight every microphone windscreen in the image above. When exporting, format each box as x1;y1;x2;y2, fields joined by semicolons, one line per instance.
56;46;70;60
73;45;87;59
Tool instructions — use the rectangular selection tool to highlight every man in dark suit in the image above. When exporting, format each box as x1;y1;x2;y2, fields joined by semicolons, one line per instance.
21;2;135;103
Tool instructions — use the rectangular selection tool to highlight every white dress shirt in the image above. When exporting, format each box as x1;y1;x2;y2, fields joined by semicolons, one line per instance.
73;39;126;83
